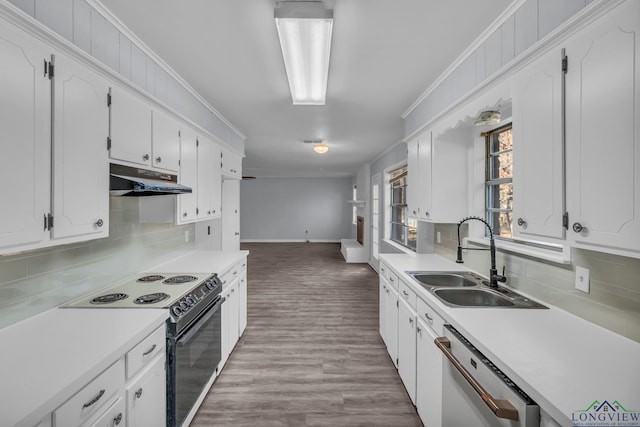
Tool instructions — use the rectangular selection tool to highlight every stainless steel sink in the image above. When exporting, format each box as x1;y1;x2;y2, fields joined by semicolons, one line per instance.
432;287;548;309
405;271;483;288
405;270;548;309
433;288;514;307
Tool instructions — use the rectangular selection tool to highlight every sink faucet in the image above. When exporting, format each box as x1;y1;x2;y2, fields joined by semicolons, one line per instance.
455;216;507;288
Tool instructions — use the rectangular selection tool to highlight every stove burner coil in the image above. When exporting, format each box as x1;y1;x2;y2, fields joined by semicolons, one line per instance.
90;293;128;304
134;292;170;305
137;275;165;282
163;275;198;284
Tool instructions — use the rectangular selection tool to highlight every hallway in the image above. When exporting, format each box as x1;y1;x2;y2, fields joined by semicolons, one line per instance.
191;243;422;426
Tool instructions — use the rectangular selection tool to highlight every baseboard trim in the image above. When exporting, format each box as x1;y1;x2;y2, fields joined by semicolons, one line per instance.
240;239;341;243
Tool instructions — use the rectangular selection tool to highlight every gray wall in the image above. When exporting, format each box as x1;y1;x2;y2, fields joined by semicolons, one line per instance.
240;177;353;242
7;0;244;152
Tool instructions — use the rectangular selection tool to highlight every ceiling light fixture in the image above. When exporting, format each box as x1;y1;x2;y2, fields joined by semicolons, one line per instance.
313;143;329;154
275;1;333;105
473;110;501;126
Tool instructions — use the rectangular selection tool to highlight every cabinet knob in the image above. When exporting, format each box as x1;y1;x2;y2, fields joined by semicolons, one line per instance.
572;222;584;233
412;210;416;215
235;232;240;236
517;217;527;228
425;211;430;217
95;219;104;227
113;413;123;425
135;388;143;399
143;154;150;161
208;211;212;215
183;212;188;218
155;156;162;163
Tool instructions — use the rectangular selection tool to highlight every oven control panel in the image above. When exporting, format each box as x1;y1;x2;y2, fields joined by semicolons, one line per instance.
169;274;222;321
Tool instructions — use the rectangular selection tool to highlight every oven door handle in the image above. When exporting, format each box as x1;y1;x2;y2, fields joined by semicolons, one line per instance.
177;296;224;345
435;336;519;421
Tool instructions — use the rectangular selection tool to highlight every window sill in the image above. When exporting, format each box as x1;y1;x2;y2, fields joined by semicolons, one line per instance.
383;239;416;255
465;237;571;265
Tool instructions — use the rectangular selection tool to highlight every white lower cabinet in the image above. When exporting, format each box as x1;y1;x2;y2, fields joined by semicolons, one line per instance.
88;397;124;427
238;262;248;336
221;274;239;367
416;297;445;427
397;296;417;404
385;283;399;368
125;355;166;427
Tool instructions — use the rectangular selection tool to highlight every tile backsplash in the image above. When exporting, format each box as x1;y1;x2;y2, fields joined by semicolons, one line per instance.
435;224;640;343
0;197;194;329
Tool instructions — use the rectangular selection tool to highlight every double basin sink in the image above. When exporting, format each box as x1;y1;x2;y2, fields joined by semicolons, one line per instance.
405;271;547;309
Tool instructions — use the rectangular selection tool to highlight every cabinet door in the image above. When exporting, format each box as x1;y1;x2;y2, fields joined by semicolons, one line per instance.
417;133;432;221
52;54;109;240
151;109;180;172
407;139;419;218
379;278;388;345
385;285;399;368
512;48;564;240
416;319;442;427
126;355;166;427
221;179;240;250
221;146;242;179
221;280;239;362
178;128;198;223
565;0;640;253
197;137;222;220
397;298;417;404
0;22;50;250
430;128;469;223
238;270;247;336
88;396;125;427
109;85;152;166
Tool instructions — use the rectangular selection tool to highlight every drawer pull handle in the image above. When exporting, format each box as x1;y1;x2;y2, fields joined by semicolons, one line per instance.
113;413;123;425
135;388;143;399
435;337;519;420
82;389;105;409
425;313;433;321
142;344;157;357
402;290;409;297
389;277;395;282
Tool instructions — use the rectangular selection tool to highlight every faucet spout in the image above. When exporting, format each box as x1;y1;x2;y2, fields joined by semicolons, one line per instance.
456;216;506;287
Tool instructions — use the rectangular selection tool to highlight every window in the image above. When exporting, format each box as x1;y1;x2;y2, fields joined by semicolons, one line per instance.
389;165;417;250
485;124;513;238
352;185;358;224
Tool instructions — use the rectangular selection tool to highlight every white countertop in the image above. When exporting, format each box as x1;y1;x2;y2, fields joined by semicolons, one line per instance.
0;307;168;427
147;249;249;273
380;253;640;426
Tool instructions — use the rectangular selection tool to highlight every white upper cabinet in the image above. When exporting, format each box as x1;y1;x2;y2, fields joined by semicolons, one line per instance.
564;0;640;254
512;48;565;240
220;146;242;179
406;139;419;218
151;109;180;173
411;129;469;223
197;136;222;220
178;128;198;224
0;21;51;250
51;54;110;241
109;85;152;167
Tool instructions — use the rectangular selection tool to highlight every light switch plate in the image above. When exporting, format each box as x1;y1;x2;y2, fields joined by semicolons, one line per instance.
575;266;590;293
436;231;442;244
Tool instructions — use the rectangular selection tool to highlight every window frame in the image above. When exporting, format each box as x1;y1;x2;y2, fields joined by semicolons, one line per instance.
388;165;417;251
484;123;513;240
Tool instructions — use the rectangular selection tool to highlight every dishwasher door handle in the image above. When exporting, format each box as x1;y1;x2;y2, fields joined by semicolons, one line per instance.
435;336;519;421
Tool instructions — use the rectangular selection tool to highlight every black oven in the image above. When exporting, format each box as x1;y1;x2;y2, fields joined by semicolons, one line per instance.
166;275;224;427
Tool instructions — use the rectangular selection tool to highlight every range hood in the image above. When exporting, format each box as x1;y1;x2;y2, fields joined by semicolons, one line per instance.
110;163;192;197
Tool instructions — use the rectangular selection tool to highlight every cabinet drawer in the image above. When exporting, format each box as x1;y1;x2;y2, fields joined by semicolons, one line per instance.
220;263;239;287
387;269;399;290
399;281;417;309
417;297;444;335
54;358;125;427
126;325;166;380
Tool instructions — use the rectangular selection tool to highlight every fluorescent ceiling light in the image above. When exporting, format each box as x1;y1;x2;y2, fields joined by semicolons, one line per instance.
275;1;333;105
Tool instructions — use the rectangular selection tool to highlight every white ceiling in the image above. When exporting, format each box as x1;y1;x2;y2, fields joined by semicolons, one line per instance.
100;0;512;177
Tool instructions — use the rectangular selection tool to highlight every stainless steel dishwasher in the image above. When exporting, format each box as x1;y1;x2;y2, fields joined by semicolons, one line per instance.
436;325;540;426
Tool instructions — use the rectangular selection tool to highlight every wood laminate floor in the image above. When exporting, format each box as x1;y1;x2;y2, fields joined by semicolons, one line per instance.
190;242;422;427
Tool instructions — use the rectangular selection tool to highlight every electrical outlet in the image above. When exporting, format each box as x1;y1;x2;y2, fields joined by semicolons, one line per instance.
436;231;442;244
184;230;190;242
575;266;590;293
